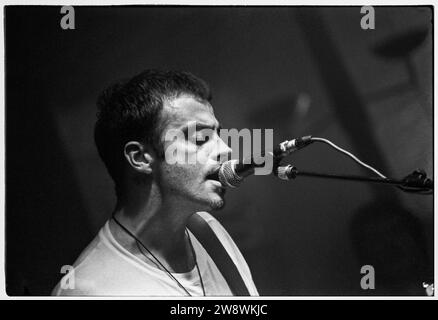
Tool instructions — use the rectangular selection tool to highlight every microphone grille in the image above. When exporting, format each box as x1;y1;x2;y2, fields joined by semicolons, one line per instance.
218;160;243;188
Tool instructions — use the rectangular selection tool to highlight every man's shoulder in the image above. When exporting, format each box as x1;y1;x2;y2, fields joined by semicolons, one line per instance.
51;223;133;296
51;277;100;296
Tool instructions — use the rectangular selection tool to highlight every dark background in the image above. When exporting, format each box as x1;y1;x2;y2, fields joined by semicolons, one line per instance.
5;6;433;296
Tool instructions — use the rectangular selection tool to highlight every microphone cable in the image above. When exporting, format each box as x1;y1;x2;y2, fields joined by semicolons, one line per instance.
310;137;387;179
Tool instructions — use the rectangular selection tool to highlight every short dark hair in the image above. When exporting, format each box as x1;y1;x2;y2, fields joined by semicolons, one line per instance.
94;69;212;198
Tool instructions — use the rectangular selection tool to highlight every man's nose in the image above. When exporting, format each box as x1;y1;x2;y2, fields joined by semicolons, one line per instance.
214;137;232;163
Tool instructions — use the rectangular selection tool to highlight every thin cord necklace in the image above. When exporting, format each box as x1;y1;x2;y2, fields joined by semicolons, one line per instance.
112;215;206;296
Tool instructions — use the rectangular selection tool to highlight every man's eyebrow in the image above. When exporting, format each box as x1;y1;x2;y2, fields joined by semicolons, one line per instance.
180;122;222;133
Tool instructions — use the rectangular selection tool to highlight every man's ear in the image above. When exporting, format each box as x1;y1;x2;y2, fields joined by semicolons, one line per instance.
124;141;154;175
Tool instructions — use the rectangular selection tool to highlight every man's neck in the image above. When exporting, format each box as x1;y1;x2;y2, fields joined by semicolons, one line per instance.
110;184;197;272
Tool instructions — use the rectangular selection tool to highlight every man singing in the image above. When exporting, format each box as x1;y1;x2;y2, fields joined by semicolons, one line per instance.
52;70;258;296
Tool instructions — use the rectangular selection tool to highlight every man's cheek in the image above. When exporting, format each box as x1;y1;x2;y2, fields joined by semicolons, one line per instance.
163;130;200;165
170;164;200;183
195;154;209;166
193;147;212;166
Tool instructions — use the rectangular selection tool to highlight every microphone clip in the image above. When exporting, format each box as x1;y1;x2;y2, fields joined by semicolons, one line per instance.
274;135;314;158
399;169;433;194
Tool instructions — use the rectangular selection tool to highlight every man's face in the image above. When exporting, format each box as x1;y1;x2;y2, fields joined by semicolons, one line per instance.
155;94;231;211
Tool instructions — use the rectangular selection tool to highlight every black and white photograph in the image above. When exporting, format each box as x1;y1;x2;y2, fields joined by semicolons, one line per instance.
2;3;435;300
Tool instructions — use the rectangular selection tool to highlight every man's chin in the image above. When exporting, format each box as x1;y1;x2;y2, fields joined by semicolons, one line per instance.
206;188;227;209
209;198;225;211
197;193;226;212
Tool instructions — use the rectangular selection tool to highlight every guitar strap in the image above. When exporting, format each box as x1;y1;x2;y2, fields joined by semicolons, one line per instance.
187;213;250;296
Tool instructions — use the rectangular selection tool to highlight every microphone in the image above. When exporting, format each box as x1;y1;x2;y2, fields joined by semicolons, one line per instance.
217;135;313;188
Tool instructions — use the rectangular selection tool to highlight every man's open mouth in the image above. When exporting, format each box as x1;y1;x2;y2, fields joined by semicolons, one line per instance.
205;169;220;182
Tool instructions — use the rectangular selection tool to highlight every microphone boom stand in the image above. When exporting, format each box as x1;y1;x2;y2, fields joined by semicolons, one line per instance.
275;164;433;194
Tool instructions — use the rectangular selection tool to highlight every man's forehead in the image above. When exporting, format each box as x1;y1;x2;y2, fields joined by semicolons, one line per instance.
163;95;219;128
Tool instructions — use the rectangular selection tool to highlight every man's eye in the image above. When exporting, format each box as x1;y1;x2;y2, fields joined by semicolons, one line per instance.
195;134;210;146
